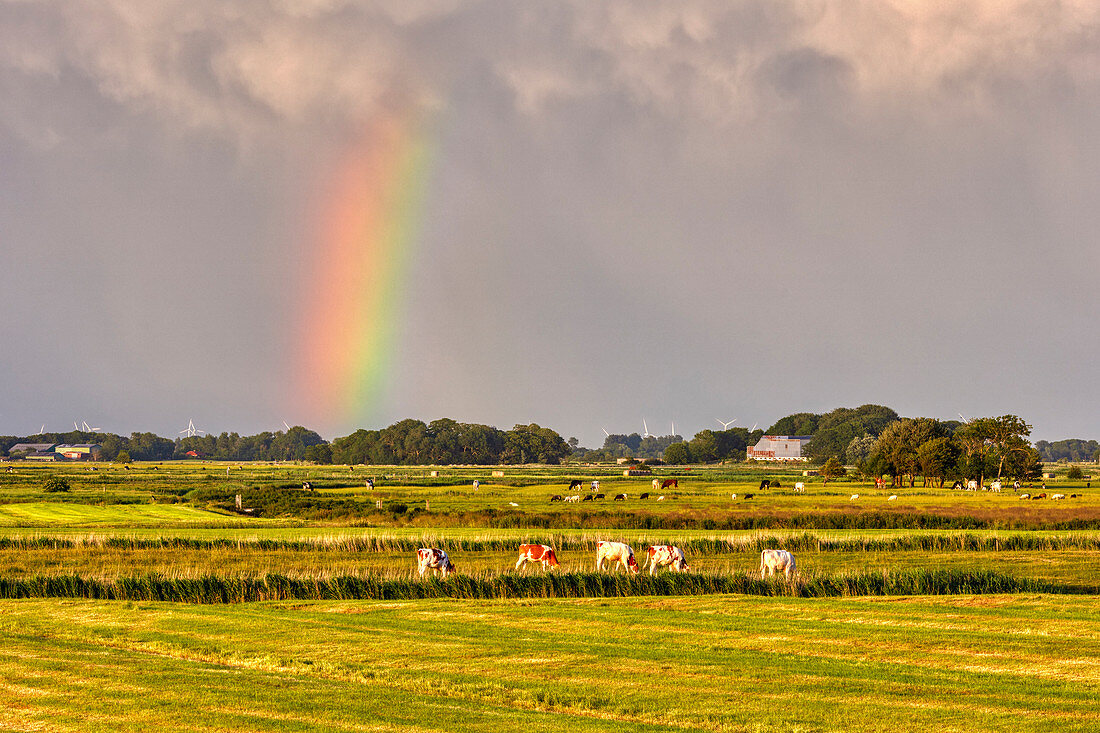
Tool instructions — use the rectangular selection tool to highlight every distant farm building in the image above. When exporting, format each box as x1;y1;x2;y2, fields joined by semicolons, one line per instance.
55;444;101;460
8;443;58;456
747;436;812;462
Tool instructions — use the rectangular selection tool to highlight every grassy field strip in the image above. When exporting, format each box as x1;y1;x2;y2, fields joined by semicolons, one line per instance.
5;525;1100;541
1;547;1099;587
2;595;1099;731
0;502;262;527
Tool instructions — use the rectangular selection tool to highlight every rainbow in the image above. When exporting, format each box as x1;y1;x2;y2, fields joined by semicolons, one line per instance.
297;103;436;429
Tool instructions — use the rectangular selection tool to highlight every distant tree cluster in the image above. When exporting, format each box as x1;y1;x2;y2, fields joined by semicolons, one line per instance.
329;419;570;465
860;415;1041;487
585;432;685;462
767;405;902;463
174;426;326;461
662;428;763;464
1035;439;1100;463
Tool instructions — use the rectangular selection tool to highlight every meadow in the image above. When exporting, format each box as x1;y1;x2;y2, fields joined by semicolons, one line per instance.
2;594;1099;731
1;460;1098;730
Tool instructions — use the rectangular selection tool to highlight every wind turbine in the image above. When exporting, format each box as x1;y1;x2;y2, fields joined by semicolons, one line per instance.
958;413;970;424
671;420;675;437
602;428;610;437
282;420;291;432
750;423;758;432
179;419;205;438
716;418;737;430
642;419;652;438
36;424;45;435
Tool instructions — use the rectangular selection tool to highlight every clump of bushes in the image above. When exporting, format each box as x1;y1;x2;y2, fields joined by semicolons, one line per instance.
42;476;71;493
1067;466;1084;480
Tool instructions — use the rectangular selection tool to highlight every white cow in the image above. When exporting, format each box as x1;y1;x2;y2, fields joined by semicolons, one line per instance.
657;495;666;501
645;545;689;575
967;480;978;491
652;478;660;492
416;548;455;578
850;494;859;500
760;549;796;579
1019;493;1030;500
730;493;737;500
991;480;1002;493
888;495;897;501
794;482;805;493
1052;493;1066;500
595;541;639;573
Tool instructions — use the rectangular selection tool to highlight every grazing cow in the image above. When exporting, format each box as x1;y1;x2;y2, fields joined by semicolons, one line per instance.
582;495;593;502
888;495;897;501
639;492;650;500
515;544;560;570
416;548;455;578
991;480;1002;493
661;479;679;490
595;493;605;500
758;480;770;491
549;494;564;502
1014;480;1021;491
302;481;313;491
1071;494;1080;499
760;549;796;579
850;494;859;500
591;480;600;492
509;502;519;507
730;493;737;500
1052;494;1066;500
743;493;755;500
569;480;583;491
951;480;962;490
595;541;639;573
566;495;580;503
967;480;978;491
1019;494;1030;500
657;495;666;501
794;482;805;493
1031;494;1044;500
646;545;689;574
614;493;627;501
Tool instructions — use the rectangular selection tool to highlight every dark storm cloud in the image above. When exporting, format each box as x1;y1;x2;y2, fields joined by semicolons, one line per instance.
1;1;1098;444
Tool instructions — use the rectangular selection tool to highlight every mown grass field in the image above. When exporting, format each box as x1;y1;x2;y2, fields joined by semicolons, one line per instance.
3;594;1099;732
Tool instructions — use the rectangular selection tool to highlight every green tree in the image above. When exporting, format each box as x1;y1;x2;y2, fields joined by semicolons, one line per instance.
115;450;132;464
917;436;958;488
1068;465;1084;480
663;442;692;464
821;457;846;484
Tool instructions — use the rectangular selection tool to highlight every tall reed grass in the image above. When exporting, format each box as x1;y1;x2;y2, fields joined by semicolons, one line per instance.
0;568;1086;603
5;532;1100;554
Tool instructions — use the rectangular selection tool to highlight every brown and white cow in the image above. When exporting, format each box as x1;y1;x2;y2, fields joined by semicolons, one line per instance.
416;548;455;578
645;545;689;575
515;543;560;570
595;541;639;574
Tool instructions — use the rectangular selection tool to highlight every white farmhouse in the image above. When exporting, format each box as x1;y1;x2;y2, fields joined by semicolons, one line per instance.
746;435;812;461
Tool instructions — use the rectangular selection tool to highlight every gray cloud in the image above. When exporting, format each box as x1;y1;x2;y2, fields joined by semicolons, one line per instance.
1;1;1098;444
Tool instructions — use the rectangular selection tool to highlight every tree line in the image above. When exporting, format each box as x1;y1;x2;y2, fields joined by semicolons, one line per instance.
1035;439;1100;463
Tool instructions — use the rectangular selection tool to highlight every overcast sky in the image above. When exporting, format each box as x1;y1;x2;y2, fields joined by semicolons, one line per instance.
2;1;1098;446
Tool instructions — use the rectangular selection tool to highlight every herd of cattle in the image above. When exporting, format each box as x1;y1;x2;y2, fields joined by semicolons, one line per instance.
415;542;797;581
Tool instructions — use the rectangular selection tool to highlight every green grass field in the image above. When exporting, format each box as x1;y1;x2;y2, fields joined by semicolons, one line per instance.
2;461;1099;729
3;594;1099;731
